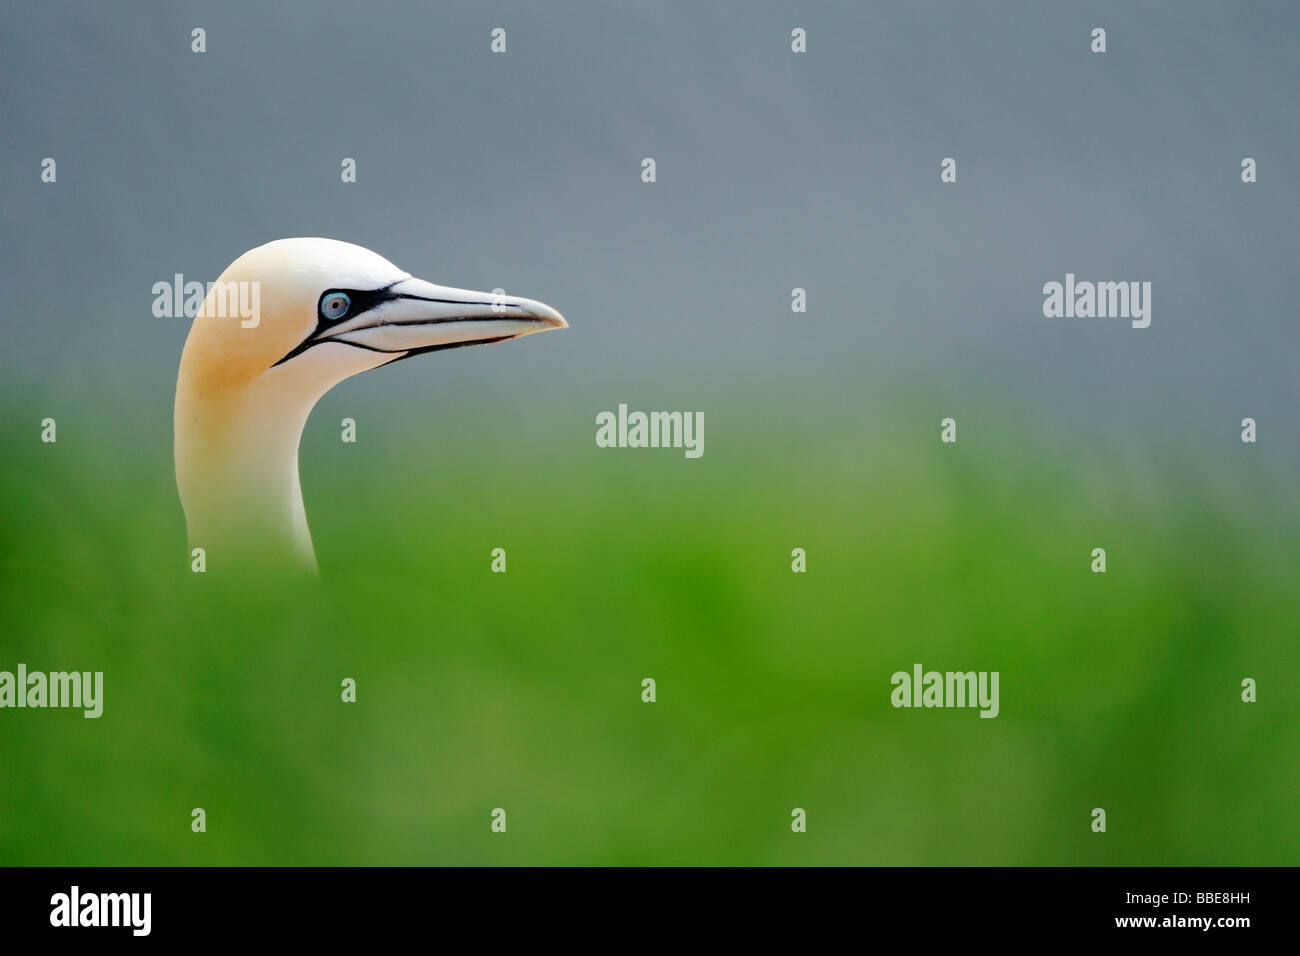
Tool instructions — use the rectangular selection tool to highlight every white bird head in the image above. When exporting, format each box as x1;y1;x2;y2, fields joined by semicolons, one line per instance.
179;237;567;396
174;238;567;572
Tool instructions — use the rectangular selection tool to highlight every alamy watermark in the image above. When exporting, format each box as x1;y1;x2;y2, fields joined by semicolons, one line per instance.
152;274;261;327
50;886;150;936
0;663;103;717
1042;273;1151;328
595;404;704;458
891;663;999;718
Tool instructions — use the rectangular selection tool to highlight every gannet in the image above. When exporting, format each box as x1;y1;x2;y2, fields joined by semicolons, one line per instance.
174;238;566;573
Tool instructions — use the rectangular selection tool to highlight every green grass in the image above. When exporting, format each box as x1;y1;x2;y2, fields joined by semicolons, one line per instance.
0;389;1295;865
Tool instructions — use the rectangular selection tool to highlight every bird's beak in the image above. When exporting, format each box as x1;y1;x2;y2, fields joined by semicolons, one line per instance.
316;276;566;358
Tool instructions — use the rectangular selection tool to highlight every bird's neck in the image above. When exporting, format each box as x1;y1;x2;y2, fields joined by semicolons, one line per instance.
174;370;323;574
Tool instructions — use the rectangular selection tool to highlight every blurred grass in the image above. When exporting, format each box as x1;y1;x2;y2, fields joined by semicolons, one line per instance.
0;383;1296;865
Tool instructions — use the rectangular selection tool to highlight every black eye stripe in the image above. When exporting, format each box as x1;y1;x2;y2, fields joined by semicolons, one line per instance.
272;286;406;368
316;286;397;320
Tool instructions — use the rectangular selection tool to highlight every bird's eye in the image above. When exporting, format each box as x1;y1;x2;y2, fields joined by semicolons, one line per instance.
320;292;351;321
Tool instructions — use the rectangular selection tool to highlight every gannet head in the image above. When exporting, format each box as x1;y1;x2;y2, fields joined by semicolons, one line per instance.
180;237;567;395
174;237;566;573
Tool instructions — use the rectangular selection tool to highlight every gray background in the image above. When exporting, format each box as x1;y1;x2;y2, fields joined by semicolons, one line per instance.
2;0;1296;462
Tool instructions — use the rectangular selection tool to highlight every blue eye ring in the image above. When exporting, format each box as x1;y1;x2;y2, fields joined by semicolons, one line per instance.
320;291;351;321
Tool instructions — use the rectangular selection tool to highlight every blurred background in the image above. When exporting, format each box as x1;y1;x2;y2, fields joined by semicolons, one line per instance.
0;0;1296;864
